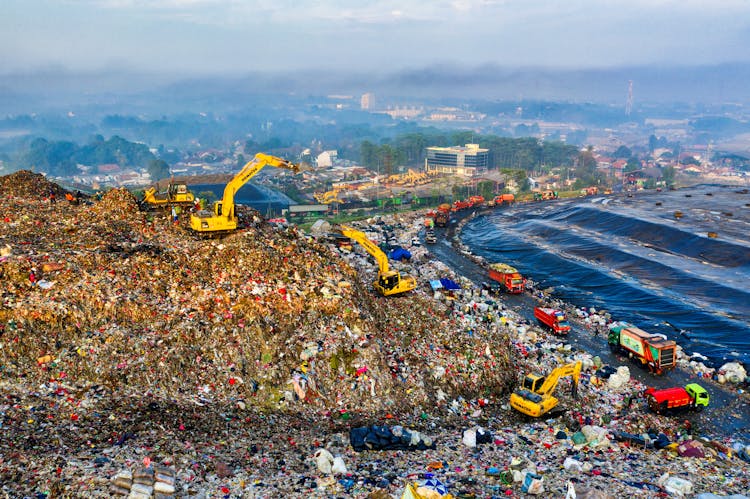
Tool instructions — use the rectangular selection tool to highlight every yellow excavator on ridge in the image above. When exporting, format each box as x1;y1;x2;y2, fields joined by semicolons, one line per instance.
190;153;304;234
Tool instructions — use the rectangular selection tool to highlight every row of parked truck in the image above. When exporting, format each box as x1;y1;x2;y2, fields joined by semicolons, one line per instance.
530;306;678;375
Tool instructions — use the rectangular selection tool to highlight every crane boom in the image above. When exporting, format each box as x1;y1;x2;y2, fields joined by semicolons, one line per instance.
190;153;302;233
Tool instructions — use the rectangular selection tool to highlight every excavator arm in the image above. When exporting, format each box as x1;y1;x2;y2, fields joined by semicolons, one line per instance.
536;360;581;397
191;153;301;233
339;225;390;274
218;153;299;219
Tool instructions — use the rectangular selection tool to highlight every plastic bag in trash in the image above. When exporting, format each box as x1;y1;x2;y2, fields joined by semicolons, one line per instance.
571;431;587;445
314;448;334;474
462;428;476;448
521;472;545;495
658;473;693;497
563;457;583;472
331;456;347;475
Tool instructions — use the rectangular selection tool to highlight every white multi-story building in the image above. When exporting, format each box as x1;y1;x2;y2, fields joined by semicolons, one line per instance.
425;144;489;177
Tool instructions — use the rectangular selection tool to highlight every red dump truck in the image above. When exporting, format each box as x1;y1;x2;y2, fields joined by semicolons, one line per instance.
608;322;676;374
488;263;526;293
451;200;471;212
468;195;485;207
644;383;709;414
534;307;571;335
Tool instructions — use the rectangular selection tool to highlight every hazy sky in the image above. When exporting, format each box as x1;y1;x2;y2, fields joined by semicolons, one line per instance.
3;0;750;75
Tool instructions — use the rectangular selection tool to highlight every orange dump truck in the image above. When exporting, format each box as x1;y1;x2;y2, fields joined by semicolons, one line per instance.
488;263;526;294
608;322;676;374
468;195;485;207
534;307;571;335
435;204;451;227
494;193;515;205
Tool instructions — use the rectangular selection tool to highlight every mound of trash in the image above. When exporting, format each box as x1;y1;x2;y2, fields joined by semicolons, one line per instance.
0;169;65;198
0;174;515;419
85;186;143;221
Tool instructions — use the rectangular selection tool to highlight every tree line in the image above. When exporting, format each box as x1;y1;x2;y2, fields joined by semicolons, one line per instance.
15;135;169;180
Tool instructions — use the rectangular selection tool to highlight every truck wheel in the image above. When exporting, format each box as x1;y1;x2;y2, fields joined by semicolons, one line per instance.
695;404;704;412
659;402;668;414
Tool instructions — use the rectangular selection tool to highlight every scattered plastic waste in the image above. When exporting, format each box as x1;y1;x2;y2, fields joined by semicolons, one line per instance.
0;172;747;497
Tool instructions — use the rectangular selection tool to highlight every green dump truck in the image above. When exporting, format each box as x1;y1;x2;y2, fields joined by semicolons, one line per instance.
608;322;676;375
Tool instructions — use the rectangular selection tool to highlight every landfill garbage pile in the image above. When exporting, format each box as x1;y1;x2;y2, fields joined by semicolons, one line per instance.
1;187;515;413
0;169;69;198
0;174;521;496
1;175;748;498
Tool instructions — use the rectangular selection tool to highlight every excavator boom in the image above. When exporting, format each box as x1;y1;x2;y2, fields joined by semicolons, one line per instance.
339;225;390;274
535;361;581;397
190;153;301;233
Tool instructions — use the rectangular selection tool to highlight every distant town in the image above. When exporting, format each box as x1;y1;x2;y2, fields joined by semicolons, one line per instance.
1;90;748;211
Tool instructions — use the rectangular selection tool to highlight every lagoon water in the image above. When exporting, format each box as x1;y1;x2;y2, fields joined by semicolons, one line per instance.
461;184;750;368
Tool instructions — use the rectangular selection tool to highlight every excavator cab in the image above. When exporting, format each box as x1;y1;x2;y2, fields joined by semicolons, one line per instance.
522;373;546;393
378;272;400;291
374;270;417;296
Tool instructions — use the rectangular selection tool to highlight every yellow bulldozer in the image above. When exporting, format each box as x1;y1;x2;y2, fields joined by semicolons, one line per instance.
141;182;195;209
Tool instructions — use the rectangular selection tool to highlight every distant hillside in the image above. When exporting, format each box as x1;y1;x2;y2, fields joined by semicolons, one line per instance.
2;63;750;111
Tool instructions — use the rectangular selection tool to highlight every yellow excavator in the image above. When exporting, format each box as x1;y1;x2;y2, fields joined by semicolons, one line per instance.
509;360;581;417
338;225;417;296
190;153;303;234
314;187;345;204
142;182;195;209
